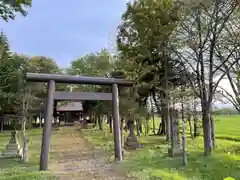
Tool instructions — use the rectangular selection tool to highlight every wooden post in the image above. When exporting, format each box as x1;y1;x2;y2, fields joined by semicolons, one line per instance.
112;83;123;161
40;80;55;171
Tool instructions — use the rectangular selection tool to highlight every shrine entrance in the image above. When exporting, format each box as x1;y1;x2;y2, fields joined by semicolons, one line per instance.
26;73;134;171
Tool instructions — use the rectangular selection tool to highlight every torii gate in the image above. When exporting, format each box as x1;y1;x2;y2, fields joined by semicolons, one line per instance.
26;73;134;171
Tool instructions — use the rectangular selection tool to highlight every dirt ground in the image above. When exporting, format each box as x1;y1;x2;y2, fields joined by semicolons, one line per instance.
49;126;134;180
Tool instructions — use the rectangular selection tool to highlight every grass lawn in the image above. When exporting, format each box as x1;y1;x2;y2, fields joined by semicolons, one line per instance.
82;115;240;180
0;129;57;180
0;115;239;180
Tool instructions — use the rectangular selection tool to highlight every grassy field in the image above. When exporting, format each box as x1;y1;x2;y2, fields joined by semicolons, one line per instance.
82;115;240;180
0;129;57;180
0;115;239;180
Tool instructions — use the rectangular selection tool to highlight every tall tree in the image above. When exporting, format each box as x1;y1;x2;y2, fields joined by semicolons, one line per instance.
171;0;240;155
0;33;25;112
0;33;28;131
117;0;182;143
12;55;63;130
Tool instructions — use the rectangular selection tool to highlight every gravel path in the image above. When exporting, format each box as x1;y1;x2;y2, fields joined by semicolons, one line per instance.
49;126;134;180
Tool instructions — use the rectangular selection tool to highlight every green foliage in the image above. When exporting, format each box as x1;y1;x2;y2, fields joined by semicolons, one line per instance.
0;32;26;112
67;49;115;114
27;56;60;74
67;49;114;91
0;32;63;120
0;0;32;21
68;49;114;76
117;0;184;107
117;0;180;76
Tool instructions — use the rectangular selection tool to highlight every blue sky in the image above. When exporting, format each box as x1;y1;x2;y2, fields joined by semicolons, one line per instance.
0;0;126;68
0;0;234;108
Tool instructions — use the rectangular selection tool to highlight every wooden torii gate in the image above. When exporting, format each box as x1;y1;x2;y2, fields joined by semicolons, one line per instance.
26;73;134;171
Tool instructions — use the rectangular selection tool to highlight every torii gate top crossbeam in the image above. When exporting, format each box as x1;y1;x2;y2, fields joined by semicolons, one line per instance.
26;73;134;86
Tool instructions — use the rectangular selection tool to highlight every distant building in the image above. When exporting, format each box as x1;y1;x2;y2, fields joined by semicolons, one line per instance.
56;101;83;124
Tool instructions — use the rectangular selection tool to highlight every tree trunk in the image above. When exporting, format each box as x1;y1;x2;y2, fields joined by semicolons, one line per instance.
139;120;142;133
157;114;166;135
150;96;156;134
210;114;216;148
152;91;165;135
181;94;187;166
157;99;166;135
0;119;3;132
164;58;170;141
97;115;103;131
0;113;4;132
187;113;193;139
136;118;141;136
202;107;212;156
161;114;166;135
22;132;28;163
0;111;3;132
93;111;97;128
128;120;134;137
165;106;170;141
28;117;32;129
193;115;199;137
21;117;26;132
152;115;156;134
193;97;199;137
145;115;150;135
108;115;113;133
169;108;181;157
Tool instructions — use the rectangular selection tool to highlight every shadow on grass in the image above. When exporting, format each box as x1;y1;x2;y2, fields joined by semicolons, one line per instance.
216;135;240;142
139;135;168;149
82;126;240;180
82;128;114;147
123;147;240;180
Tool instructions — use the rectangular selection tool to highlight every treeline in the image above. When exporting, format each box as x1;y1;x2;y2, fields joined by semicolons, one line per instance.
213;108;239;115
1;0;240;161
0;32;68;131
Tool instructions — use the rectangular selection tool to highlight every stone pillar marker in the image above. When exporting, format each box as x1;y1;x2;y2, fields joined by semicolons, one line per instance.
169;108;181;157
124;119;140;150
1;131;22;158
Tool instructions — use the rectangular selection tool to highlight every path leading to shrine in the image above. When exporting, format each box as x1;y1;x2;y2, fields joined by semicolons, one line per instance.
49;126;133;180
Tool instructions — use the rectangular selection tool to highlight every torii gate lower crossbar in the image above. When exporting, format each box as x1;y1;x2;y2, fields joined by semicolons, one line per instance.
26;73;134;171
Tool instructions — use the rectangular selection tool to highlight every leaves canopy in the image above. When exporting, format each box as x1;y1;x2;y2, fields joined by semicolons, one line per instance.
0;0;32;21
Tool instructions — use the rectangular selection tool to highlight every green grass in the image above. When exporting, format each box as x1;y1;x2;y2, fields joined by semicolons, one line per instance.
82;115;240;180
1;115;239;180
0;129;57;180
